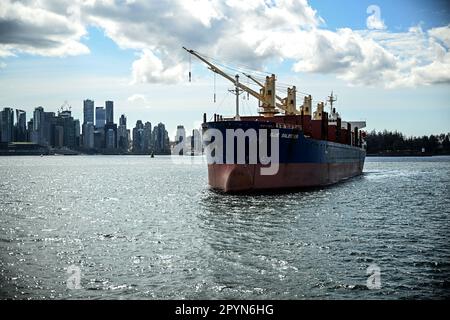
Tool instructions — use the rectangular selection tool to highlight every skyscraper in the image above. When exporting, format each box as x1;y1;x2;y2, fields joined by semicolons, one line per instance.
192;128;203;154
118;114;128;151
175;125;186;155
54;110;76;148
105;128;116;149
82;122;95;149
119;114;127;127
95;107;105;129
83;99;94;124
0;107;14;143
31;107;42;145
104;121;117;149
15;109;27;142
94;129;104;150
27;119;33;142
83;99;94;150
74;119;80;147
105;100;114;124
143;121;152;153
132;120;144;153
32;107;54;146
152;122;170;155
54;125;64;147
176;125;186;144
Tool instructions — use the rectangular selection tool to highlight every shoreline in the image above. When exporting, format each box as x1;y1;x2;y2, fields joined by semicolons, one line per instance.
1;153;450;157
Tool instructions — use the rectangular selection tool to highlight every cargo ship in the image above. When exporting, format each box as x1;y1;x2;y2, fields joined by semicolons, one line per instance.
184;48;366;193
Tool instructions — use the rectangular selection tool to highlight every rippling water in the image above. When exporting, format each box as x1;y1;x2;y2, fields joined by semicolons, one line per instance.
0;155;449;299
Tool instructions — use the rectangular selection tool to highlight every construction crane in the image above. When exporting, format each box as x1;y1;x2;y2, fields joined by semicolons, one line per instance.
242;72;301;116
243;72;284;103
183;47;301;117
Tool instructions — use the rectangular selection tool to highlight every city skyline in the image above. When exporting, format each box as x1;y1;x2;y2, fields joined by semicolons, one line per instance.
0;100;177;155
0;0;449;137
1;98;202;142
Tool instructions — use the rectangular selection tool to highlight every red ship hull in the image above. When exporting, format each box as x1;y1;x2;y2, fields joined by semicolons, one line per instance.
208;162;364;193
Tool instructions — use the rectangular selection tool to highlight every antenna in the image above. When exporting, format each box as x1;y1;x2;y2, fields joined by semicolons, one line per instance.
327;91;337;113
228;74;244;120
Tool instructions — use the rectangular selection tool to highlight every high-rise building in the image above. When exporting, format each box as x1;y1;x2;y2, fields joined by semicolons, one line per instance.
94;107;106;148
54;125;64;147
143;122;152;153
95;107;105;129
105;128;116;149
32;107;54;146
27;119;33;142
82;122;94;149
104;122;117;149
74;119;80;147
15;109;27;142
54;110;76;148
94;129;104;149
83;99;94;124
118;114;128;151
192;128;203;154
0;107;14;143
132;120;144;153
152;122;170;154
83;99;95;149
119;114;127;127
176;125;186;144
105;101;114;124
175;125;186;155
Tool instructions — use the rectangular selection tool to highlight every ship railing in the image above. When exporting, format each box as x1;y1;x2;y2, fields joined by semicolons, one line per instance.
212;117;302;131
275;123;303;130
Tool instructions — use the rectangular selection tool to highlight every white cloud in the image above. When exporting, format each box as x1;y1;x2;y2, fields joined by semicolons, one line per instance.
1;0;449;88
428;25;450;48
0;62;6;69
358;25;450;87
131;50;187;84
179;0;224;27
0;0;89;57
81;0;449;88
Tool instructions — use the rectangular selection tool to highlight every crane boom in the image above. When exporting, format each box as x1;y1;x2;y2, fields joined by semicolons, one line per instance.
183;47;299;116
183;47;262;101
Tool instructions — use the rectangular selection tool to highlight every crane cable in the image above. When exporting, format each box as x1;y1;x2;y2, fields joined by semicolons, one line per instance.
213;72;216;103
194;49;272;77
189;54;192;82
188;49;314;108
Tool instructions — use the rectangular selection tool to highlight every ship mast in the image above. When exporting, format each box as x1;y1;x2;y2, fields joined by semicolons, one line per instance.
228;75;244;120
327;91;337;113
183;47;301;117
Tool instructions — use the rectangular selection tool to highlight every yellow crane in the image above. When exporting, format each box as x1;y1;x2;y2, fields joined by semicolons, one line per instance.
183;47;301;117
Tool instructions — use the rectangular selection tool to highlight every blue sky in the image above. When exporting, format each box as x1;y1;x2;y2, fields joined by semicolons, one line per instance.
310;0;450;30
0;0;449;138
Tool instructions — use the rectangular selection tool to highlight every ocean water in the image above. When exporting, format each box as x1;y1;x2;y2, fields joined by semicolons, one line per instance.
0;155;449;300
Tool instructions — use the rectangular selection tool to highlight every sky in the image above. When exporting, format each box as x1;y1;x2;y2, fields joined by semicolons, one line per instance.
0;0;449;138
